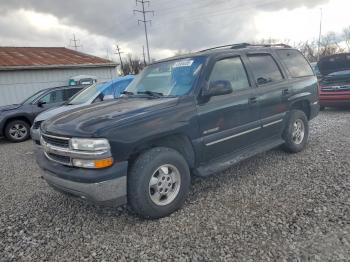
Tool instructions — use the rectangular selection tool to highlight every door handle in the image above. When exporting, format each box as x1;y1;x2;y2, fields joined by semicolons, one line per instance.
249;97;257;104
282;89;290;96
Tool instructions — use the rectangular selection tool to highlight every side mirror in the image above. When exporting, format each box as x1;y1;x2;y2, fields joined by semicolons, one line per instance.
204;80;233;97
257;77;269;85
37;101;47;107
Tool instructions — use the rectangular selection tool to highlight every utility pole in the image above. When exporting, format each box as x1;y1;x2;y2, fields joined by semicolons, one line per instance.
115;45;124;74
142;45;147;65
70;34;81;51
317;8;323;61
134;0;154;63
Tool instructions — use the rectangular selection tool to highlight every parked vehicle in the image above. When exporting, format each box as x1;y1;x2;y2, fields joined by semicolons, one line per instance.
36;43;319;218
317;53;350;109
31;75;135;145
0;85;84;142
68;75;98;86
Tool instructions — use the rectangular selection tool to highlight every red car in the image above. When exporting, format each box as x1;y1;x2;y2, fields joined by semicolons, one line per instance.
318;53;350;109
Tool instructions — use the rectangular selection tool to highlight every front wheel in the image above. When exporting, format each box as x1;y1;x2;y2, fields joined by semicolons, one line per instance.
5;120;30;142
282;110;309;153
128;147;191;219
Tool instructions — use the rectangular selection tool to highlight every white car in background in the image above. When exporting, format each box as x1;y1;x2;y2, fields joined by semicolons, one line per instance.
31;75;135;145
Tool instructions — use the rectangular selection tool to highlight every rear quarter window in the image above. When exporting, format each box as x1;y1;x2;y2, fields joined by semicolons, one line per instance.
276;49;314;78
247;54;284;85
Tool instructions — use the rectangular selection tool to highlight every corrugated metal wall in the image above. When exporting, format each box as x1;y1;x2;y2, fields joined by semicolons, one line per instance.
0;67;117;106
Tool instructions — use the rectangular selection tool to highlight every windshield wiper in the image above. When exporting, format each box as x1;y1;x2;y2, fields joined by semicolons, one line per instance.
121;91;134;96
137;90;164;98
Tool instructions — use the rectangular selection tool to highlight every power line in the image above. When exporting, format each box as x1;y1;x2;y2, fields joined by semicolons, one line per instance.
115;45;124;73
69;34;82;51
134;0;154;63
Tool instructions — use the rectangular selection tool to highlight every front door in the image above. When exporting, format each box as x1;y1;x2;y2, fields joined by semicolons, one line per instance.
32;89;67;119
197;55;261;162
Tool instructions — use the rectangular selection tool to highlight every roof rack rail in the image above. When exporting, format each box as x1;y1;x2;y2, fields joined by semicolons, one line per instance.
198;44;241;53
199;43;292;52
238;43;292;48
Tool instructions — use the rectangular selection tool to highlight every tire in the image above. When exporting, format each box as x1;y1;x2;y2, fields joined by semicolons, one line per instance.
4;120;30;143
128;147;191;219
282;110;309;153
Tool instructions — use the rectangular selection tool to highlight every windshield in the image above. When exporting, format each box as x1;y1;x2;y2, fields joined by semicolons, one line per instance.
68;83;104;105
125;56;205;97
21;89;47;105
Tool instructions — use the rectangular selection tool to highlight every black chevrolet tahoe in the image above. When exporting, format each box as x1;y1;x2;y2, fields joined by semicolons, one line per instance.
36;43;319;219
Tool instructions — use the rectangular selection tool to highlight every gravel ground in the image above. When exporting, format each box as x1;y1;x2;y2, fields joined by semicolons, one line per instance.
0;109;349;261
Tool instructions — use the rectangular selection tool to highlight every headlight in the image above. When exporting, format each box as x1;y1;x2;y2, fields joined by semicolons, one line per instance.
70;138;110;151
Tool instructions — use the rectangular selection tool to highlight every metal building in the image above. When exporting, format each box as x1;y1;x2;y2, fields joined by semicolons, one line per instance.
0;47;118;106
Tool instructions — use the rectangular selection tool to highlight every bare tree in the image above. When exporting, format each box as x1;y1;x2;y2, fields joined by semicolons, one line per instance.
318;32;345;57
295;40;318;62
120;54;146;76
343;26;350;52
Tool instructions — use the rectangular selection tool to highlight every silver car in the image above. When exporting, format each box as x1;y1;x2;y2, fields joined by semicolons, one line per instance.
31;75;134;145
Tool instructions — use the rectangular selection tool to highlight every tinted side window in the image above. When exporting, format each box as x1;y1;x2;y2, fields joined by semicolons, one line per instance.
40;90;65;104
209;57;250;92
248;54;283;85
276;50;314;77
64;88;81;100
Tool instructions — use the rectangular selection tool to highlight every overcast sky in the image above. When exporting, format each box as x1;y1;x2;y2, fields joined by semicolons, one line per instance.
0;0;349;61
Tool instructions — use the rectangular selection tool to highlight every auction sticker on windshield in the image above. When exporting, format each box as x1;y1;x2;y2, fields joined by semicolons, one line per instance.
173;60;194;68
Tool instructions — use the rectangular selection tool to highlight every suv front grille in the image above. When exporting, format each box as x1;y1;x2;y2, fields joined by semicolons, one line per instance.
46;152;71;165
42;134;69;148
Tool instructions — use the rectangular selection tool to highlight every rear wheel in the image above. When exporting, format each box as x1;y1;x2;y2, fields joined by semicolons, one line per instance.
128;147;191;219
5;120;30;143
282;110;309;153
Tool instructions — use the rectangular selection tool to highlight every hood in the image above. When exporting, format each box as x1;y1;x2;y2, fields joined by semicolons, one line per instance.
318;53;350;76
0;104;21;113
35;104;82;122
42;97;178;137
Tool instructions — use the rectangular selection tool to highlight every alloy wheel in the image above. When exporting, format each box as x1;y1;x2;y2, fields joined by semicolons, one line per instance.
148;164;181;206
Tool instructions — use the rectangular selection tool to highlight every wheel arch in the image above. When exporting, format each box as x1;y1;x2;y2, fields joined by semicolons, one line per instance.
289;99;311;120
3;116;32;134
129;133;196;169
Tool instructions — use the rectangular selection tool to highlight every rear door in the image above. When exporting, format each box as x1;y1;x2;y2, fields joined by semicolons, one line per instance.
246;53;289;139
197;55;260;162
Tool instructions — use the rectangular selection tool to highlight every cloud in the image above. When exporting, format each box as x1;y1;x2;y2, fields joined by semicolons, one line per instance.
0;0;329;59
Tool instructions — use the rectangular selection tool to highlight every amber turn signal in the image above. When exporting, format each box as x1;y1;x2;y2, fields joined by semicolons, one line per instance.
94;158;113;168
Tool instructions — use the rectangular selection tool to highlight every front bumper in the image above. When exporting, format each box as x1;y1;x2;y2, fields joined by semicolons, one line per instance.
30;127;41;144
0;117;5;137
36;151;128;206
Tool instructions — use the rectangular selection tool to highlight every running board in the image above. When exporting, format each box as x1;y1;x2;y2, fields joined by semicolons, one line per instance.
194;138;284;177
